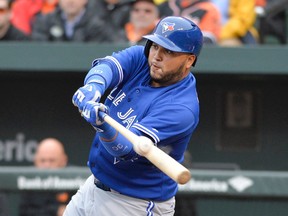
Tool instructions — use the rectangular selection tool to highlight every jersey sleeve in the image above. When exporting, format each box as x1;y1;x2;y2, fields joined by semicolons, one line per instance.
91;45;147;88
132;102;198;146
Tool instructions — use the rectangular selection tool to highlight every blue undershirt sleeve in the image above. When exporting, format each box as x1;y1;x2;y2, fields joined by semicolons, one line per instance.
98;123;135;159
84;64;113;94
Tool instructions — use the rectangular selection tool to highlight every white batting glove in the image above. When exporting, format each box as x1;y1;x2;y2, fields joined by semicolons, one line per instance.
81;101;109;131
72;83;102;112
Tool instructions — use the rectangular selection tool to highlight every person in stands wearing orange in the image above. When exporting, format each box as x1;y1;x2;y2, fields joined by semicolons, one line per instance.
0;0;30;40
158;0;221;44
124;0;159;45
11;0;58;35
255;0;266;7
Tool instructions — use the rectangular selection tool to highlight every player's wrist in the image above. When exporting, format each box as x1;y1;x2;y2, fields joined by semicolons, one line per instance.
84;64;113;90
98;123;116;139
99;130;133;157
91;122;109;133
85;80;105;96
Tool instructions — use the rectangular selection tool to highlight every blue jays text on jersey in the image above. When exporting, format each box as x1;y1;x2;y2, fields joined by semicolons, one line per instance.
86;45;199;201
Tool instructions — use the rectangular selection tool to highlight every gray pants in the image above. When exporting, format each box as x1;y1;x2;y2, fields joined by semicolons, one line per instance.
63;175;175;216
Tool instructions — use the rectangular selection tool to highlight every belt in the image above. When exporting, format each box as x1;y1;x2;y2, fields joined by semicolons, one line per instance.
94;178;111;192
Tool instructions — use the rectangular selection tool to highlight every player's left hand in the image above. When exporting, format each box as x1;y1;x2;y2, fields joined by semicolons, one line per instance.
72;84;102;112
81;101;108;127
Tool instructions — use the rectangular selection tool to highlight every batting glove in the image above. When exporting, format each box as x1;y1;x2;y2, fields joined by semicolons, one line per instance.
82;101;109;131
72;83;102;112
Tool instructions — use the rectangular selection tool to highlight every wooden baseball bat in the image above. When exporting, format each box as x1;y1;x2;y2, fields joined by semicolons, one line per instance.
100;113;191;184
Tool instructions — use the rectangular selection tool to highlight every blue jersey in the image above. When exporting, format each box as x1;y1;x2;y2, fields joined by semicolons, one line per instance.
87;45;199;201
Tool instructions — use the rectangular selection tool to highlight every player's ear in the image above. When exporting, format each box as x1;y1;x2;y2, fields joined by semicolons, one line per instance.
186;54;196;68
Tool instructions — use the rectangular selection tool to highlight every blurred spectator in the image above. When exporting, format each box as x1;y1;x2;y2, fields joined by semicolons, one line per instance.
255;0;266;7
19;137;71;216
0;0;30;41
11;0;58;35
122;0;159;45
212;0;259;46
256;0;288;44
153;0;167;5
31;0;117;42
158;0;221;44
89;0;133;39
33;137;68;168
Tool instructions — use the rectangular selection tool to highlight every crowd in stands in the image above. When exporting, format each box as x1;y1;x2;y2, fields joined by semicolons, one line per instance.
1;0;286;45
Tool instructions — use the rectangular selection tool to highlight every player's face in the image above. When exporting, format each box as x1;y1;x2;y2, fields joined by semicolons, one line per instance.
148;43;196;87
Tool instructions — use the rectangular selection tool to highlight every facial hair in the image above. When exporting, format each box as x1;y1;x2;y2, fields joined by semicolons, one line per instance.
150;63;186;86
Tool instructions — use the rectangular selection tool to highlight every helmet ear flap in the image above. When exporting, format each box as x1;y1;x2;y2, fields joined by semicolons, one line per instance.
144;40;153;58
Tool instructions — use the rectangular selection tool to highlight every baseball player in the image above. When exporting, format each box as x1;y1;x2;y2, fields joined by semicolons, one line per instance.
65;16;203;216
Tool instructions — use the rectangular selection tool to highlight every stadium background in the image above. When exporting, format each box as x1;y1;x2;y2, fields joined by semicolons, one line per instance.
0;39;288;215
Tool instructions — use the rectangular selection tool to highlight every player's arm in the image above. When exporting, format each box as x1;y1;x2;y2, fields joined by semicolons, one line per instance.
72;60;123;111
72;46;146;111
72;47;141;111
81;101;137;160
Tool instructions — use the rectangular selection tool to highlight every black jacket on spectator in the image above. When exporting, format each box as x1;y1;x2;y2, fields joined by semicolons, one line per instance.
19;191;73;216
89;0;132;36
0;25;30;41
31;6;118;42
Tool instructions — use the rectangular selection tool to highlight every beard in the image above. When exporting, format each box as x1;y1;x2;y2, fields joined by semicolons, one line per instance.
150;63;186;86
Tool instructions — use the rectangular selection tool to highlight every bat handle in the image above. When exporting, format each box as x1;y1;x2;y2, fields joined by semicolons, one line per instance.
99;111;107;120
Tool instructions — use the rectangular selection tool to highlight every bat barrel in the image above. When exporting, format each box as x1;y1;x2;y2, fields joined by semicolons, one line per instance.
178;170;191;184
101;112;191;184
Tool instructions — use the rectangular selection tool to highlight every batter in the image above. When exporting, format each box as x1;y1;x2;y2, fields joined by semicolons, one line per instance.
66;15;203;216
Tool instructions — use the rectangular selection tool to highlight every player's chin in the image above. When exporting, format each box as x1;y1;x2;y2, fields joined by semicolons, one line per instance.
150;66;163;76
150;71;162;81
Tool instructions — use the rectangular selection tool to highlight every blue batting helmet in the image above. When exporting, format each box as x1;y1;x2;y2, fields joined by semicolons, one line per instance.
143;16;203;66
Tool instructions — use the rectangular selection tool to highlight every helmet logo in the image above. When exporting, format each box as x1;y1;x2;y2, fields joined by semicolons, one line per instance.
161;22;175;33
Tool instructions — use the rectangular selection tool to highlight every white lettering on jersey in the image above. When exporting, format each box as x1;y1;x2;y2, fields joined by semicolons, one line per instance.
113;108;138;164
107;87;118;101
113;92;126;106
117;108;135;129
123;116;136;129
117;108;134;119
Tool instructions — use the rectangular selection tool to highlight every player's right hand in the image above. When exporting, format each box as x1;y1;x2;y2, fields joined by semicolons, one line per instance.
72;84;102;112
